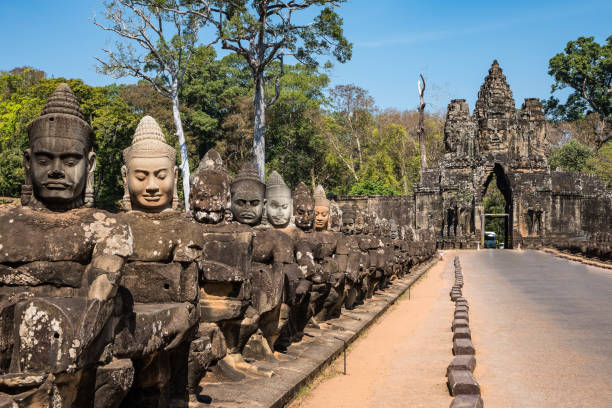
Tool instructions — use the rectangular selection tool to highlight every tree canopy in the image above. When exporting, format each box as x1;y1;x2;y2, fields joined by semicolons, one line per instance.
544;36;612;149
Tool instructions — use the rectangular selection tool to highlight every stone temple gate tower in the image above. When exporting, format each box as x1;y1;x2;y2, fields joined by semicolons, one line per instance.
414;60;611;249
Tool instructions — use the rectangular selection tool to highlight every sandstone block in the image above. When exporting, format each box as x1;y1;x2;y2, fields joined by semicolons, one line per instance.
453;338;475;355
453;326;471;340
94;358;134;408
449;394;483;408
446;355;476;376
447;369;480;396
455;311;469;321
452;318;469;331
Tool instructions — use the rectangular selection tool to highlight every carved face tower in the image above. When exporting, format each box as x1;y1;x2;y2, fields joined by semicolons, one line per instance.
313;185;330;231
189;149;231;223
293;182;314;231
231;162;265;225
122;116;178;212
24;83;96;211
265;171;292;228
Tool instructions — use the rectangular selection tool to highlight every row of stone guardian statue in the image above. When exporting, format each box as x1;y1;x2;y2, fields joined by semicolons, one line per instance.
0;84;434;407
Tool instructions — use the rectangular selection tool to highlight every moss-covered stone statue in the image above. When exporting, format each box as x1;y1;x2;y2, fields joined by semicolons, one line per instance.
0;84;134;407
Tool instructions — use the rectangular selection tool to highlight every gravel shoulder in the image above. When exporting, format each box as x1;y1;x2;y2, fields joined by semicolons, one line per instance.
289;252;455;408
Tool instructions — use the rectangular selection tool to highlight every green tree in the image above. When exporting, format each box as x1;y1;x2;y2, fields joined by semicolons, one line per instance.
586;142;612;189
171;0;352;180
93;0;210;210
349;179;398;196
0;69;140;210
266;64;331;189
544;36;612;149
181;48;251;160
548;138;594;172
483;174;506;246
324;84;376;183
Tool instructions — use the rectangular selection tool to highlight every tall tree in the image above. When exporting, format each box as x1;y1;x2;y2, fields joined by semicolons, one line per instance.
93;0;212;210
325;84;375;182
544;36;612;150
167;0;352;180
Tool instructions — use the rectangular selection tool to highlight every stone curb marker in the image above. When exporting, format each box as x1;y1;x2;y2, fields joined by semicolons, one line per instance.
446;256;484;408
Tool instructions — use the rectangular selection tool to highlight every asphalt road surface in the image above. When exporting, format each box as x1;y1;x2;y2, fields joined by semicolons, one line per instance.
461;249;612;407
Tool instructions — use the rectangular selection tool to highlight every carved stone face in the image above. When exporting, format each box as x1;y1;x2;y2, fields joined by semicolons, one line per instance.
390;221;399;240
190;171;230;224
26;137;94;208
231;181;265;225
266;191;292;228
355;211;364;234
122;156;177;212
314;206;330;231
294;201;314;230
341;217;355;235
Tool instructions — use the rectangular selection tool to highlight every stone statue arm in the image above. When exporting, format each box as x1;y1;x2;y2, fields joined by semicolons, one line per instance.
87;221;134;301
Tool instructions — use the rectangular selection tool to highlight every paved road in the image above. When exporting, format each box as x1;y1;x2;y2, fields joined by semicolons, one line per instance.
461;250;612;407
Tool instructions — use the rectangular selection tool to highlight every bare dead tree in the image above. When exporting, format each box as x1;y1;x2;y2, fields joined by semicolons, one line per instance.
417;73;428;173
93;0;215;211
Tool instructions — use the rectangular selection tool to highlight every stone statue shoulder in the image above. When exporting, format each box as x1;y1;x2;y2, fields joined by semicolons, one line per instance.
0;206;131;264
252;228;295;264
119;210;202;262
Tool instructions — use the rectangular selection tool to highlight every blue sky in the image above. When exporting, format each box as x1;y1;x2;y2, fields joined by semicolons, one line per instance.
1;0;611;112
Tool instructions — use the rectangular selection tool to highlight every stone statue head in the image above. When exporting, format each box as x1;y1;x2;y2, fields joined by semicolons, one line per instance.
355;209;365;234
189;149;231;223
23;83;96;211
121;116;178;212
293;182;314;231
265;171;292;228
231;162;265;225
329;200;342;232
340;204;356;235
313;185;330;231
390;219;399;240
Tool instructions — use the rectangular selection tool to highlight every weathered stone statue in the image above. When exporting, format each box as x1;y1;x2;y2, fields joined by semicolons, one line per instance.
231;162;265;226
313;185;330;231
116;116;200;407
22;83;96;211
188;153;260;379
305;185;348;322
340;204;364;309
329;200;342;232
264;171;293;229
0;84;134;407
278;182;315;345
293;182;315;232
121;116;178;212
189;149;232;224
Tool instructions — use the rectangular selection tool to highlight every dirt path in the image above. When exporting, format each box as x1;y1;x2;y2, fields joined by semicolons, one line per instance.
289;253;455;408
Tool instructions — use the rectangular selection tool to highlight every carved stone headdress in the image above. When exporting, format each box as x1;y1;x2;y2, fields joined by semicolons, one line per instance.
23;83;96;207
313;184;330;208
122;116;176;165
293;182;313;207
122;116;178;211
231;162;265;193
341;204;356;222
265;171;291;198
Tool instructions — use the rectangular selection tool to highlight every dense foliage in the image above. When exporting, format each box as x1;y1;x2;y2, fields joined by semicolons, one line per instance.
0;54;444;209
543;35;611;149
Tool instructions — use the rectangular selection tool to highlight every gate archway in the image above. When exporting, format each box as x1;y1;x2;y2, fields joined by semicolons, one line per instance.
480;163;513;249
